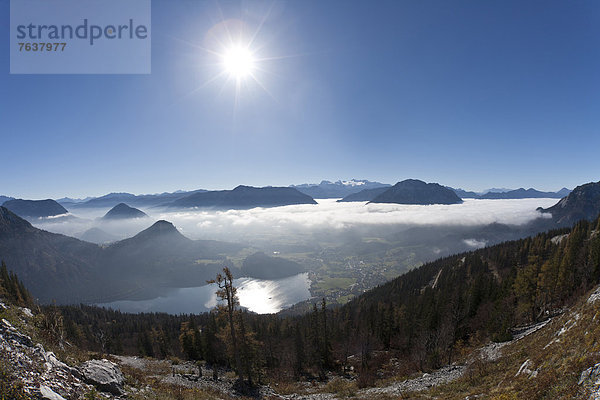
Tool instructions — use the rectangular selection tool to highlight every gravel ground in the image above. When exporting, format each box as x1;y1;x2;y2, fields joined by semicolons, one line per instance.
364;365;466;396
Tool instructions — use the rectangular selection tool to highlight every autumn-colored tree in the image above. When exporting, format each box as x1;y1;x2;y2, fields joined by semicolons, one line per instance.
208;267;243;380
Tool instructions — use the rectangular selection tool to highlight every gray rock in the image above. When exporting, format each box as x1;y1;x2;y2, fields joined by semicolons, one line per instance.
579;362;600;385
39;385;66;400
81;359;125;395
0;318;33;347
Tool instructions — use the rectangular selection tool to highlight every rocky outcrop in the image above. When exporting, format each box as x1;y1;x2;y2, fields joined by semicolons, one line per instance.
0;308;125;398
81;359;125;395
579;362;600;399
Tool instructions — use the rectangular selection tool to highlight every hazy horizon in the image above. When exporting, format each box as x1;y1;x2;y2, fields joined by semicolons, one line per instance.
0;179;577;201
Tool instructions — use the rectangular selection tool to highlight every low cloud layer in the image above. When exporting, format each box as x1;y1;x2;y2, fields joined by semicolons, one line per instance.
33;198;558;244
157;198;557;240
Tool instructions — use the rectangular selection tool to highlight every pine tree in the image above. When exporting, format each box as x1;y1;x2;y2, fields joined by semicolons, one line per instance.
293;325;305;378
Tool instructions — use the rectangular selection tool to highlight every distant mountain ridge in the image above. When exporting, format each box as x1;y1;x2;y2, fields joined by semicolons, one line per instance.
447;187;570;199
101;203;148;220
479;187;570;199
2;199;68;218
449;188;480;198
46;182;573;211
369;179;463;205
539;181;600;226
167;185;317;209
62;189;207;209
0;195;14;204
291;179;390;199
331;183;571;203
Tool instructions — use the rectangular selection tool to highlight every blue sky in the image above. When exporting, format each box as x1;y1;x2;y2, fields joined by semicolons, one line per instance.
1;0;599;198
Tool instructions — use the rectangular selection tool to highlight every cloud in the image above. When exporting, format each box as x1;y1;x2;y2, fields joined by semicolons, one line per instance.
463;238;488;249
154;198;557;240
32;198;558;244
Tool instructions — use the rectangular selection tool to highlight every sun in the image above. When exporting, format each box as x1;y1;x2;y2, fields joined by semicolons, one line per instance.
222;45;256;80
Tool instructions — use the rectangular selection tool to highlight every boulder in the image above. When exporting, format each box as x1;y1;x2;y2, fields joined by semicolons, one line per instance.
81;359;125;395
39;385;66;400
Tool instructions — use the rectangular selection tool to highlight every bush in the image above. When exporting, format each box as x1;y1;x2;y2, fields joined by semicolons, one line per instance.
325;377;357;397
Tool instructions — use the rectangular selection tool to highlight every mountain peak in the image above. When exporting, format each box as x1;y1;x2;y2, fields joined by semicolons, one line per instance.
370;179;463;205
144;220;179;235
119;219;191;246
102;203;148;220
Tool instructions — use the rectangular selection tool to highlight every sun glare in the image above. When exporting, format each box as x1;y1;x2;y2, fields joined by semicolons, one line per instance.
222;45;255;80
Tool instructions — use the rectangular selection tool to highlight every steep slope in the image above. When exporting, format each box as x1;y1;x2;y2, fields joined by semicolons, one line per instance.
325;216;600;377
0;207;102;303
540;181;600;226
370;179;463;205
168;185;317;209
337;187;389;202
422;285;600;399
2;199;68;218
101;203;148;220
292;179;390;199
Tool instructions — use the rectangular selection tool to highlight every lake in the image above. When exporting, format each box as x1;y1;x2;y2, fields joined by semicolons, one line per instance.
97;273;311;314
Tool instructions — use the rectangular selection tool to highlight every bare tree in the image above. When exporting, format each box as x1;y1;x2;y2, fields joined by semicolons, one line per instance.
208;267;243;381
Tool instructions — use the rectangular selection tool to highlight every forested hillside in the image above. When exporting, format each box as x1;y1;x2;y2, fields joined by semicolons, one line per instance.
37;215;600;386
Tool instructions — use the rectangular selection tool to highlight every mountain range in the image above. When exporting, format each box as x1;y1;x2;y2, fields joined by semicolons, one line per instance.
478;187;571;199
291;179;390;198
61;189;207;209
166;185;317;209
2;181;572;213
0;204;324;303
338;184;572;202
0;207;244;303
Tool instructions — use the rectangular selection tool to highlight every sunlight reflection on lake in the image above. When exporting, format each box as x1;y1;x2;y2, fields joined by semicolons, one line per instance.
97;273;310;314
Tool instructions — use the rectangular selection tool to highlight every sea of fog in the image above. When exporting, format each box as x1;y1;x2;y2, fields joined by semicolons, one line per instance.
97;273;311;314
34;198;559;242
29;198;561;314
